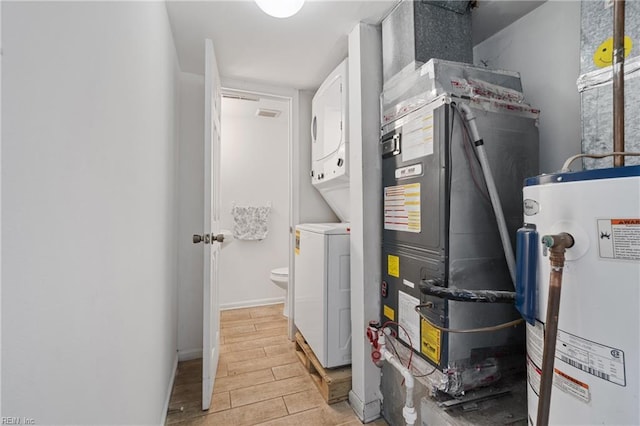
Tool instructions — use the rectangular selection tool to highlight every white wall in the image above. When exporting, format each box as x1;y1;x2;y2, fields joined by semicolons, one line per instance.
473;0;582;174
219;97;290;309
348;23;383;423
0;1;3;414
176;72;205;359
2;2;180;423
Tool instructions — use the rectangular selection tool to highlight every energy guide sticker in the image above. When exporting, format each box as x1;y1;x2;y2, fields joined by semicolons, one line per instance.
384;184;421;233
597;218;640;261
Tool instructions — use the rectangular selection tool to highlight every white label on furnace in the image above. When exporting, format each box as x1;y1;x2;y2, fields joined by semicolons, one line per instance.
395;163;423;180
384;184;421;233
402;279;415;289
557;329;626;386
597;218;640;261
401;112;434;163
397;291;421;352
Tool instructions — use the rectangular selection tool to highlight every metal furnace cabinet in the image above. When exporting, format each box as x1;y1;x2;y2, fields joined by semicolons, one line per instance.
380;94;538;384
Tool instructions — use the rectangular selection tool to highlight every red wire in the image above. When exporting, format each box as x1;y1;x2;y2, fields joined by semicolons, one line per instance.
380;321;414;371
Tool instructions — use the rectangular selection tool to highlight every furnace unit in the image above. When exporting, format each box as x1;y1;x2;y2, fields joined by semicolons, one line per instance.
379;59;539;392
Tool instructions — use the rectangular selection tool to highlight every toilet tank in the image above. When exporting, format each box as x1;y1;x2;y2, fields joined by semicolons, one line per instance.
311;59;350;222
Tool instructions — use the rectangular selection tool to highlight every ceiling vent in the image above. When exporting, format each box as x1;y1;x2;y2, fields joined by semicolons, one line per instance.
222;94;259;102
256;108;281;118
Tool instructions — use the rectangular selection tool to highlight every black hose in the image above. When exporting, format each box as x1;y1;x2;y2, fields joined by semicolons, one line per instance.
419;279;516;303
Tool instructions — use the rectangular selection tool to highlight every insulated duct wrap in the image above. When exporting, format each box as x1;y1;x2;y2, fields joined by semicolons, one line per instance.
382;1;472;87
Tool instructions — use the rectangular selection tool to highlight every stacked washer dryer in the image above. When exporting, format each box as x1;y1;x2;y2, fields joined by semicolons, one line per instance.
294;59;352;368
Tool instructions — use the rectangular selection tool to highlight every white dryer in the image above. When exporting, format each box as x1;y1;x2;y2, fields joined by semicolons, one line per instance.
311;59;349;222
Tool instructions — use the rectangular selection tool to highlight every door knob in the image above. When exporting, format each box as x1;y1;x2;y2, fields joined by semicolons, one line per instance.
193;234;211;244
194;234;224;244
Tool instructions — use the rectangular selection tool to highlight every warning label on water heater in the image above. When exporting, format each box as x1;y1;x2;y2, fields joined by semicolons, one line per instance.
597;218;640;261
526;322;592;404
384;184;421;233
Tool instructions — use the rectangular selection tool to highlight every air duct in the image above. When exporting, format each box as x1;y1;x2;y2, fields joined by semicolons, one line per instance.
382;1;472;87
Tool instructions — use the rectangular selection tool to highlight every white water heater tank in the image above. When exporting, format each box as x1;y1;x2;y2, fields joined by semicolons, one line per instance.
311;59;349;222
522;166;640;425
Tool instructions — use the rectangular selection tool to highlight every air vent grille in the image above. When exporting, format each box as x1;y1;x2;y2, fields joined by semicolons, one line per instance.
222;94;259;102
256;108;281;118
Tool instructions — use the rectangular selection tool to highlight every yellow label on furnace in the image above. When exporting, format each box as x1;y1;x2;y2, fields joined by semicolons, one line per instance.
388;255;400;277
383;305;395;321
421;319;441;364
295;230;300;255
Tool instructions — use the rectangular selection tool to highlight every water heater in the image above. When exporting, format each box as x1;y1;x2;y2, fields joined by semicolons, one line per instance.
522;166;640;425
311;59;349;222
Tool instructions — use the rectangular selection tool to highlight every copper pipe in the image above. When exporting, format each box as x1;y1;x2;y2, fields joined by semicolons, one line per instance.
613;0;625;167
536;233;574;426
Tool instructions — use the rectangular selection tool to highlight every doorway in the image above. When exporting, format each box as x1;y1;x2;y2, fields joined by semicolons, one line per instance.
218;88;294;328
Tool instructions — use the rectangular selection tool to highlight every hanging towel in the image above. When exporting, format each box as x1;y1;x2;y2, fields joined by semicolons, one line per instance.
231;205;271;240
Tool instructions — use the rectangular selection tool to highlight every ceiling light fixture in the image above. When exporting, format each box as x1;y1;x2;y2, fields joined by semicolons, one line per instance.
255;0;304;18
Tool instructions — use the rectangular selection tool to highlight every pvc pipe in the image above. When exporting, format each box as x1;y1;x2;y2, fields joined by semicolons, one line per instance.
376;333;417;426
458;102;517;286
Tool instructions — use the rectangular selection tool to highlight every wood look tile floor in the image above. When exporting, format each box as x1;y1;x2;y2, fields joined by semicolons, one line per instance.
166;303;388;426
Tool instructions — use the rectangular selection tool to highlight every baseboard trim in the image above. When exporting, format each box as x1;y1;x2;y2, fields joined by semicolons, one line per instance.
220;296;284;311
160;353;179;426
178;348;203;361
349;390;381;423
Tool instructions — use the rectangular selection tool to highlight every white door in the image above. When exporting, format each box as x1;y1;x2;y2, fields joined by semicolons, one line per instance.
202;38;222;411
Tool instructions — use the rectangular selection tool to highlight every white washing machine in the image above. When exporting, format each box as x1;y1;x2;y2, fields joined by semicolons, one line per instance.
294;223;351;368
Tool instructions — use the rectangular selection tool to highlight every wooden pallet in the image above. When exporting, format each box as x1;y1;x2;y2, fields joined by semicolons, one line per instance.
295;331;352;405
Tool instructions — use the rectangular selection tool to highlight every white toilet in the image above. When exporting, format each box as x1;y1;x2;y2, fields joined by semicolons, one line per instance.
269;267;289;317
